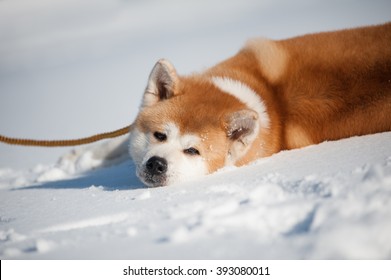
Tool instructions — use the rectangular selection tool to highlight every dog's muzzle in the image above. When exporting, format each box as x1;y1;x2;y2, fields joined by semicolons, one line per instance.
146;156;167;175
140;156;168;187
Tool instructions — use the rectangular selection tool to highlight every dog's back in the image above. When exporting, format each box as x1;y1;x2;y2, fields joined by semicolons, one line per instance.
210;23;391;151
278;23;391;148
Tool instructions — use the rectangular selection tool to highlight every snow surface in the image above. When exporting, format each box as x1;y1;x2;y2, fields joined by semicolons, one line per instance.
1;0;391;259
1;132;391;259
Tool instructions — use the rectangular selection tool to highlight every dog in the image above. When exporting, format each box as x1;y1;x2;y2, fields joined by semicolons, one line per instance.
129;23;391;187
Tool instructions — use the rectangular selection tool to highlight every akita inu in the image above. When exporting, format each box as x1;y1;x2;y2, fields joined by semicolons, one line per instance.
129;23;391;187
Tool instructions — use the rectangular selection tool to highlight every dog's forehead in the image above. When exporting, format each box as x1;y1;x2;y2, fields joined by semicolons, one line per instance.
138;98;222;134
162;122;199;144
137;77;249;135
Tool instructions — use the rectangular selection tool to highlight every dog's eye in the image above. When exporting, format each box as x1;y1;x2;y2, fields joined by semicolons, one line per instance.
184;147;200;156
153;132;167;142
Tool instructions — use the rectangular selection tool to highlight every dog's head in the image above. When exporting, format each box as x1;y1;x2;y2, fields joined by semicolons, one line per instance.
129;59;268;187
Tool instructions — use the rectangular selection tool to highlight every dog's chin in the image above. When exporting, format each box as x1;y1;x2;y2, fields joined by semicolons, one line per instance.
143;179;166;188
137;170;167;188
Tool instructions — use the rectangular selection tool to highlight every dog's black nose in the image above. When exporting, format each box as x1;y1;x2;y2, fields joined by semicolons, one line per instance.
146;156;167;175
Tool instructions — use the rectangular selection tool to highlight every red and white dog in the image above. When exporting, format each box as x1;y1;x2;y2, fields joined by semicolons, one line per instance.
129;23;391;187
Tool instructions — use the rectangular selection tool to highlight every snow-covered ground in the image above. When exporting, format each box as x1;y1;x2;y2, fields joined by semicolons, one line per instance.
1;0;391;259
1;132;391;259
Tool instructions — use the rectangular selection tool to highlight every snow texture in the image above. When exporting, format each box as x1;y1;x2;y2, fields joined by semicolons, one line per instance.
1;132;391;259
1;0;391;259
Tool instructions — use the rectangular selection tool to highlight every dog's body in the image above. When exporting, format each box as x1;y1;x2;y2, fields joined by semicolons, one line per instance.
129;23;391;187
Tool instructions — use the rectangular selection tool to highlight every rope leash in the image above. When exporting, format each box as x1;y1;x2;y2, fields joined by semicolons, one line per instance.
0;125;131;147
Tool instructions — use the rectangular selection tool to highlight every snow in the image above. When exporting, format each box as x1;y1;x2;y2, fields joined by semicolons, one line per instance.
1;132;391;259
1;0;391;259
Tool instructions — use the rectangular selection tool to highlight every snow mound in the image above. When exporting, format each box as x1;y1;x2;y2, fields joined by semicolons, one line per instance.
0;132;390;259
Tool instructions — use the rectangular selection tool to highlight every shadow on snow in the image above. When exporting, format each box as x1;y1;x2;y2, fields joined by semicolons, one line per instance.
16;160;145;191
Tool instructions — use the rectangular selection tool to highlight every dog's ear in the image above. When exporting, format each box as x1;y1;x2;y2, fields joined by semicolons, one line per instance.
224;109;258;141
223;109;259;162
142;59;179;108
